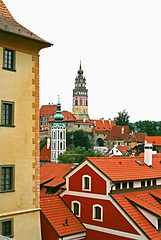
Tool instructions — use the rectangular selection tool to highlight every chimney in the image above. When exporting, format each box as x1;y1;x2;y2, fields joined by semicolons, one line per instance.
102;118;104;124
109;118;111;124
47;138;50;149
121;127;124;134
144;142;153;166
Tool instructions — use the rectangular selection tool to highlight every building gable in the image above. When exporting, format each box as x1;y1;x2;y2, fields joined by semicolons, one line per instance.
65;160;109;195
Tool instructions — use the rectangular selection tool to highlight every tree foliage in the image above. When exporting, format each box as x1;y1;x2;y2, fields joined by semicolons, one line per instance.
133;121;161;136
40;137;47;152
66;130;93;150
58;146;105;164
114;109;130;126
114;109;134;130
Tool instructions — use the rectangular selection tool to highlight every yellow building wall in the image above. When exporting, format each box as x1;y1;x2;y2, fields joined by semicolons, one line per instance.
0;33;42;239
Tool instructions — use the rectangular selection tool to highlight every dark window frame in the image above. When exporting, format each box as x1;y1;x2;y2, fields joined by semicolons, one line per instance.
153;179;156;186
3;48;16;72
73;202;79;216
122;182;127;189
0;218;14;238
95;206;101;220
141;180;145;187
129;182;133;188
0;165;15;193
1;101;15;127
84;177;89;190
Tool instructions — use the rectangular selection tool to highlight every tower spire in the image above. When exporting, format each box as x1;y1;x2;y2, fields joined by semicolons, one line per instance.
72;61;89;121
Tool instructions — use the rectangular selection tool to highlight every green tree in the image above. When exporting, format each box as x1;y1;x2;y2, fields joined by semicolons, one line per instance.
40;137;47;152
66;130;93;150
133;121;161;136
58;146;105;164
114;109;134;130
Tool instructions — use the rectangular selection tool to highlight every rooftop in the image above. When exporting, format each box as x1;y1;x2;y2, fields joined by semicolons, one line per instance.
0;0;51;45
145;136;161;146
40;162;76;186
112;189;161;239
40;195;86;237
87;156;161;181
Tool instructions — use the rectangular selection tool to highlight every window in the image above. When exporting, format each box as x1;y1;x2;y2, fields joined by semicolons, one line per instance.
0;165;15;192
122;182;127;189
0;219;13;237
82;175;91;191
158;219;161;232
129;182;133;188
153;179;156;186
93;204;103;221
147;180;151;187
1;101;14;126
116;183;120;190
72;201;80;217
141;180;145;187
3;48;15;71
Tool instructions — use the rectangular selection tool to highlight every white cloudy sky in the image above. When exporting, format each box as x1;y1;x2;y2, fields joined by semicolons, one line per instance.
3;0;161;122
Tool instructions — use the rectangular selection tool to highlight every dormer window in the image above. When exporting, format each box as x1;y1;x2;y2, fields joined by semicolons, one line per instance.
158;219;161;232
116;183;120;190
122;182;127;189
82;175;91;191
153;179;156;186
147;180;151;187
141;180;145;187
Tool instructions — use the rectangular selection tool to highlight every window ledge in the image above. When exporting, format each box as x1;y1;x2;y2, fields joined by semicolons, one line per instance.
0;189;15;194
0;125;15;128
2;67;16;72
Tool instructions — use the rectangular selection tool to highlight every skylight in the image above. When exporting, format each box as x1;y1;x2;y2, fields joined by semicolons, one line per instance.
135;160;144;166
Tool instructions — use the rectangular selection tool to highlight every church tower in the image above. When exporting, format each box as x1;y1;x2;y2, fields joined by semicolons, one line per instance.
72;61;89;121
51;97;66;162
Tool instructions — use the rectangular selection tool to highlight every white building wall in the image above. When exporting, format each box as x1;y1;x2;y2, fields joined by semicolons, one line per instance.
51;126;66;162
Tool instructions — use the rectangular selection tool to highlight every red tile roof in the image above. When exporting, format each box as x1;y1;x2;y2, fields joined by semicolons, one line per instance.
0;0;51;45
92;119;115;133
87;156;161;181
40;195;86;237
104;126;131;140
48;110;76;123
145;136;161;146
40;105;57;117
112;189;161;239
132;131;147;142
40;142;51;162
40;162;76;186
117;146;130;154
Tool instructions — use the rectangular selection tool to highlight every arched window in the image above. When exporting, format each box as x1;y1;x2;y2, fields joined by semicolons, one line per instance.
93;204;103;221
72;201;81;217
60;132;62;139
82;175;91;191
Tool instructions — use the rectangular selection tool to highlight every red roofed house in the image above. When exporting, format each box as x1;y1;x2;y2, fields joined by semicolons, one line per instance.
60;142;161;239
104;126;147;150
144;136;161;153
108;145;130;156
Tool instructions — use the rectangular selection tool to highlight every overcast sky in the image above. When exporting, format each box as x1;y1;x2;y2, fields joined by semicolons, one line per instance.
3;0;161;122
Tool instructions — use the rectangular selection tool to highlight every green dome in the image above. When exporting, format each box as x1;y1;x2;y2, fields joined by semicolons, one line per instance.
53;97;65;128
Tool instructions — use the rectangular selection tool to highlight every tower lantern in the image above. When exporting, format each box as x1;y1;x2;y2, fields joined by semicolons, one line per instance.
72;61;89;121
